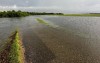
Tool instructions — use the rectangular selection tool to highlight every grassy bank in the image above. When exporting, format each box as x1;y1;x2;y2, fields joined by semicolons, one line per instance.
0;31;24;63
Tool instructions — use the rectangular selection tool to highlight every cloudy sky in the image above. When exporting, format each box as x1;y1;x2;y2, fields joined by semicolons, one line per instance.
0;0;100;13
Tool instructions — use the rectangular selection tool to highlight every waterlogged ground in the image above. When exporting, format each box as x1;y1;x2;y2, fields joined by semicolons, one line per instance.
0;16;100;63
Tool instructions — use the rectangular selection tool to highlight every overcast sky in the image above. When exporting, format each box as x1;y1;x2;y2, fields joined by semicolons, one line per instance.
0;0;100;13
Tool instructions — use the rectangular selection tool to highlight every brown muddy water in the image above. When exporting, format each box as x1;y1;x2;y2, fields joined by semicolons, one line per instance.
0;16;100;63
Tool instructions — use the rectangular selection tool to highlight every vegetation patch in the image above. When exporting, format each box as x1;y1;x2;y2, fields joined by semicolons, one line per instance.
0;31;24;63
36;18;60;28
36;18;49;25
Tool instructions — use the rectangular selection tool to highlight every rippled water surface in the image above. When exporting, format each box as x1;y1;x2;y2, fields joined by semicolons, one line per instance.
0;16;100;63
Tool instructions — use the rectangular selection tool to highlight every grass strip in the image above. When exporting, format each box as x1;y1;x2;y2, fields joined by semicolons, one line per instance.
36;18;60;28
8;31;24;63
36;18;49;25
0;31;24;63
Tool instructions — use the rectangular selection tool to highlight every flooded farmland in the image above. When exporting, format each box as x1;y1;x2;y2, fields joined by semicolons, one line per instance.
0;16;100;63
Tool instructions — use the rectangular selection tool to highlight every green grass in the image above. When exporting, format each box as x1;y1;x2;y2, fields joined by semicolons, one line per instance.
36;18;49;25
8;31;24;63
36;18;60;28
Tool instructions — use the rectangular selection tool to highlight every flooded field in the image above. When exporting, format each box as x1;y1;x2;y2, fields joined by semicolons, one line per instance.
0;16;100;63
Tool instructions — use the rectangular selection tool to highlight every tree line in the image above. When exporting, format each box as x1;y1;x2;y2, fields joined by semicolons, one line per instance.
0;10;64;17
28;12;64;15
0;10;29;17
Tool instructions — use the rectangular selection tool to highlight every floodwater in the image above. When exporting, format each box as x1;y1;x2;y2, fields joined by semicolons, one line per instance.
0;16;100;63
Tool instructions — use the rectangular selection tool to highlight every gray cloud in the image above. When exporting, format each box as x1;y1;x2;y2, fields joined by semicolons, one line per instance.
0;0;100;13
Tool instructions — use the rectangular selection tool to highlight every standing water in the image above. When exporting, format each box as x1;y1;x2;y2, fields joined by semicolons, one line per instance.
0;16;100;63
